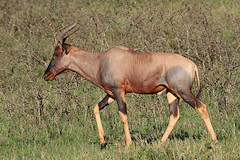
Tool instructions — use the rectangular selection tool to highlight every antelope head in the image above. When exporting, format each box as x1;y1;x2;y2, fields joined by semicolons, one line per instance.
44;23;79;81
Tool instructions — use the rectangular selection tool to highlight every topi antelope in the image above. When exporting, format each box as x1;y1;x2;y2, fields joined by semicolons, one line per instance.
44;23;217;148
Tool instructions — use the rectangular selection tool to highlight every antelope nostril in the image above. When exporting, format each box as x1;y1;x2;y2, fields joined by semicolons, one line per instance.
44;72;52;81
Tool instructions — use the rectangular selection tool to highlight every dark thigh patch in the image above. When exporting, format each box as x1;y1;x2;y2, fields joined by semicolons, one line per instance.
165;66;192;92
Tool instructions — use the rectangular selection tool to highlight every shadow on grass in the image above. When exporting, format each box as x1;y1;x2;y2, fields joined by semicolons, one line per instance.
130;129;203;144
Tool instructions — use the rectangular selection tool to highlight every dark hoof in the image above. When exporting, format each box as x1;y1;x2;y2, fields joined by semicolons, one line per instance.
100;143;107;149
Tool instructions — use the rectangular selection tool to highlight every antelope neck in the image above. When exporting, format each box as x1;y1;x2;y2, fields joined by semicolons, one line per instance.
69;49;103;87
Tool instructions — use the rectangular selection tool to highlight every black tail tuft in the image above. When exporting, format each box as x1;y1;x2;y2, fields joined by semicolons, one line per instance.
196;85;202;99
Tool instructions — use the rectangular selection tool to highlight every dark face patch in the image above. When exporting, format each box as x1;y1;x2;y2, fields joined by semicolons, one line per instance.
44;45;64;81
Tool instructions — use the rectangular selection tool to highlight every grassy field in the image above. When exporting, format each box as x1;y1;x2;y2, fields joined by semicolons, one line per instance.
0;0;239;159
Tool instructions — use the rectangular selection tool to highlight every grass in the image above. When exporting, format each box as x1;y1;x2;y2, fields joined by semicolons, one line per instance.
0;0;240;159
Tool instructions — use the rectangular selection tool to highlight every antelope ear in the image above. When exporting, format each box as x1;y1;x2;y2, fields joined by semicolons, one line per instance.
55;45;63;54
63;44;71;55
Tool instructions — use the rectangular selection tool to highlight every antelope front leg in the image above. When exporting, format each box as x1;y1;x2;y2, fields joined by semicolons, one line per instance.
113;89;132;148
119;111;132;148
93;95;114;149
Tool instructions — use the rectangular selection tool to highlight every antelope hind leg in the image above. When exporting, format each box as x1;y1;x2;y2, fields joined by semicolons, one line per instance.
158;92;180;146
179;90;217;141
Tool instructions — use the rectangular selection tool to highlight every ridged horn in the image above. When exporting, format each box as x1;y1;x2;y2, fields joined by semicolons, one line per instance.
57;22;79;45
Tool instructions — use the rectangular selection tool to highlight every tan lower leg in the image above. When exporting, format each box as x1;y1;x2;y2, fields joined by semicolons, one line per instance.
108;97;115;104
119;111;132;148
159;110;180;145
159;93;180;146
196;102;217;141
93;104;106;144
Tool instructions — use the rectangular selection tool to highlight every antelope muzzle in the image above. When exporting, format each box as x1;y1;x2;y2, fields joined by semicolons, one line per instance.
44;71;55;81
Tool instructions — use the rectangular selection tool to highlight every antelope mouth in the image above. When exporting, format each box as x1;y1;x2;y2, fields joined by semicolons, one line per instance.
44;72;55;81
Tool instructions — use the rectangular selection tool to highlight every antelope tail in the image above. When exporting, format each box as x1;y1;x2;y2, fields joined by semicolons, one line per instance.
195;66;202;98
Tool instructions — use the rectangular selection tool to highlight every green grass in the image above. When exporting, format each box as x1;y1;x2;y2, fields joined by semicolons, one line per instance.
1;104;239;159
0;0;239;159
